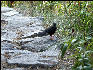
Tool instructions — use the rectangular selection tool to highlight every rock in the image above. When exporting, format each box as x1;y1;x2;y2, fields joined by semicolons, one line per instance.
2;10;19;17
1;55;7;70
1;7;13;13
1;49;32;56
21;36;57;52
1;55;7;62
1;15;44;42
1;20;8;24
6;68;25;70
7;45;60;68
1;41;17;50
1;7;60;68
1;20;8;31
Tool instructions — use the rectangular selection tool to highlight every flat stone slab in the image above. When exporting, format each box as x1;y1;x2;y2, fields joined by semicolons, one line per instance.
2;10;19;17
1;55;7;62
1;41;17;50
21;36;58;52
6;68;25;70
1;13;44;42
1;49;32;55
7;45;59;67
1;7;14;13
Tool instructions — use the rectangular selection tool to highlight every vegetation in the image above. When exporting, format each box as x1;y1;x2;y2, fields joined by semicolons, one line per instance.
1;1;93;70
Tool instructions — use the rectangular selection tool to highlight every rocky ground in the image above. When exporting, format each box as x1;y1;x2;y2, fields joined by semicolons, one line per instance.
1;7;73;70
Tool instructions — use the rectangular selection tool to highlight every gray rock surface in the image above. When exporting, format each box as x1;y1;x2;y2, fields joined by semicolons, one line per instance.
2;10;19;17
6;68;25;70
1;55;7;62
1;7;13;13
1;7;60;69
7;45;59;67
1;41;17;50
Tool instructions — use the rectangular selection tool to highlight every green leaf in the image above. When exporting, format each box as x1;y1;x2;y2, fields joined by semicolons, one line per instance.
85;36;92;40
61;43;68;58
77;65;83;70
71;39;77;44
84;66;92;70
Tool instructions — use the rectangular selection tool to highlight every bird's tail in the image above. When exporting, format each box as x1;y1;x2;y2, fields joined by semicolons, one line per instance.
21;31;48;39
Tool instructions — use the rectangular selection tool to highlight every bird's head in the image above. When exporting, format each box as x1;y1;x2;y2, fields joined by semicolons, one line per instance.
53;23;56;26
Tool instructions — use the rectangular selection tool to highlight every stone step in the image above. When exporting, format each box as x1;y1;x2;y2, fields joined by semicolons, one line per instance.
2;10;19;17
7;45;59;68
1;7;60;69
1;7;14;13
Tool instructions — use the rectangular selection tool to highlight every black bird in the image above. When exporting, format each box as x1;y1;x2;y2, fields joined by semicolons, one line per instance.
21;23;57;40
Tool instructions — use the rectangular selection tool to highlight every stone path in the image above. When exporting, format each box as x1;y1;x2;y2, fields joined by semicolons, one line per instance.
1;7;60;70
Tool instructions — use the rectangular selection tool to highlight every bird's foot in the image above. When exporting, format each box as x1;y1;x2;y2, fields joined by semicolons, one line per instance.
50;36;54;40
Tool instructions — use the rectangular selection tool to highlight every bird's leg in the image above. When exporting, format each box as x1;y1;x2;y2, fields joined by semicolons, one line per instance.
50;35;54;40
